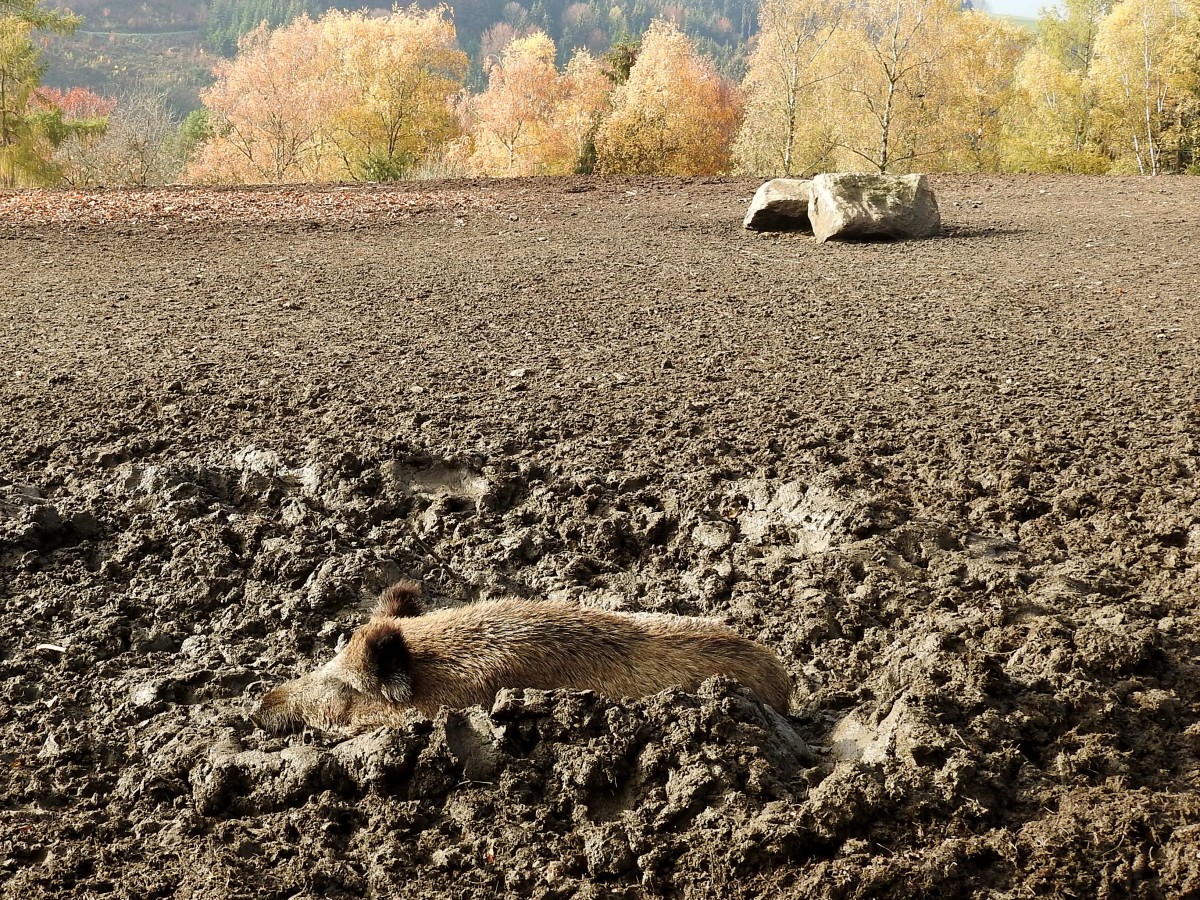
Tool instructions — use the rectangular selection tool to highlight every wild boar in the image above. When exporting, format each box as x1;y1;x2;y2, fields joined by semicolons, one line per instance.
255;580;792;732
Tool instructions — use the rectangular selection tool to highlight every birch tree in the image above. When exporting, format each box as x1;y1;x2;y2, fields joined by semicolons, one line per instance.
831;0;955;173
189;17;346;183
939;11;1030;171
468;31;563;174
734;0;844;176
189;6;467;183
1090;0;1189;173
1001;0;1113;170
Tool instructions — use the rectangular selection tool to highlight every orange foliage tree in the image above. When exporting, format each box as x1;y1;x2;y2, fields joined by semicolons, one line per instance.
189;6;466;183
468;31;562;174
189;16;344;183
593;21;741;175
37;86;116;120
467;32;611;175
555;48;612;173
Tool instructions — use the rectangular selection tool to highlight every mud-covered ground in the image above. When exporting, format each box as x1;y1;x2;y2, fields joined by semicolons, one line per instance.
2;175;1199;899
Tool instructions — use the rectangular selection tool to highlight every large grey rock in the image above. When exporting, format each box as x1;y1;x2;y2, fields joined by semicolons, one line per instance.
808;173;940;243
742;178;811;231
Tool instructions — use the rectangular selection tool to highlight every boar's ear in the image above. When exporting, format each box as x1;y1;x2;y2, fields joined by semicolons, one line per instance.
359;622;414;703
375;579;426;619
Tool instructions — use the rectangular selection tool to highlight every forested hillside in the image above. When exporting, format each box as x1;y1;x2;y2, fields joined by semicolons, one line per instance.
205;0;755;70
49;0;207;30
41;0;757;111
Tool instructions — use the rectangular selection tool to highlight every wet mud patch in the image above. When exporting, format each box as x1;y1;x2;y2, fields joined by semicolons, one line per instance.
3;175;1200;898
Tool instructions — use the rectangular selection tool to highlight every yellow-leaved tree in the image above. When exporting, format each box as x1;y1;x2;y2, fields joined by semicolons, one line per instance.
1001;0;1113;172
594;21;741;175
321;8;467;181
733;0;843;176
1090;0;1194;173
938;11;1031;172
465;33;619;175
188;6;467;183
466;34;613;176
828;0;957;173
1002;46;1110;171
553;48;613;174
188;16;346;183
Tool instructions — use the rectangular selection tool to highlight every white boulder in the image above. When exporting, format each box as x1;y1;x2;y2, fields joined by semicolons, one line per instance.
743;178;812;231
808;173;940;243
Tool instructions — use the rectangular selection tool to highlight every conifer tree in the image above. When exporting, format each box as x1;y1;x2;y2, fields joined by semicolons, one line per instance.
0;0;81;185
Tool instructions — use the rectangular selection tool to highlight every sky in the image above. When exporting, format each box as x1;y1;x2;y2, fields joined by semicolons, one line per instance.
983;0;1059;18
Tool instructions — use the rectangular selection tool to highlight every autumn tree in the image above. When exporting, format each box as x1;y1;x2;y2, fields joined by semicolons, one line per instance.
189;16;344;183
1000;48;1094;170
1175;0;1200;169
57;81;182;185
827;0;958;173
480;21;524;62
467;32;611;175
469;31;563;174
1090;0;1193;173
0;0;81;185
321;8;467;180
47;88;113;185
734;0;843;176
594;20;740;175
557;48;612;172
938;11;1030;171
189;6;468;184
1001;0;1113;171
37;86;114;120
560;1;607;56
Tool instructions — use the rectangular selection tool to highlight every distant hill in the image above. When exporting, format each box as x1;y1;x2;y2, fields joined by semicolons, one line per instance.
997;13;1038;30
42;0;208;112
42;28;213;112
43;0;755;112
40;0;1028;115
52;0;207;31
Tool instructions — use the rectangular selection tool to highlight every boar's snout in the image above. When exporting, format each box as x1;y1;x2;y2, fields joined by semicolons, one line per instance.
252;673;350;734
252;682;305;734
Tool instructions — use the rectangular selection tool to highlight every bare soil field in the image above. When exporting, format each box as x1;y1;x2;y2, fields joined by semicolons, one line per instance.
1;175;1199;899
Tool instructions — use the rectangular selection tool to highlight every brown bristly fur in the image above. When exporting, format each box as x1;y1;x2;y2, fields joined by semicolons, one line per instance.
255;580;792;733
